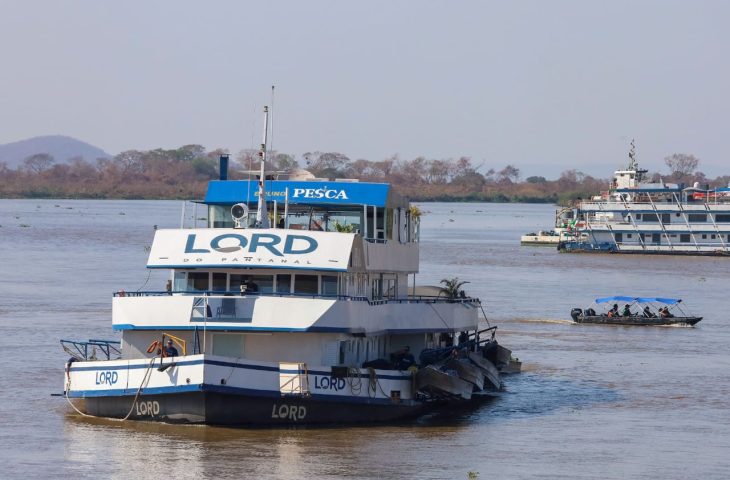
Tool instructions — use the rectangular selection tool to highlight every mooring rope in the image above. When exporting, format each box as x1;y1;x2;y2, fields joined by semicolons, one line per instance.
64;356;158;422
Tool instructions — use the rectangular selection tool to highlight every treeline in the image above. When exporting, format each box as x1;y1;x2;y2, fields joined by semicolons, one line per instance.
1;146;727;203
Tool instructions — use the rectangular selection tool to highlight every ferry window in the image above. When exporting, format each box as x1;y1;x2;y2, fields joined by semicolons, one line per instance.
642;213;658;222
635;214;642;220
276;274;292;294
688;214;707;222
212;273;227;292
711;234;716;239
321;275;338;296
614;233;623;243
294;275;319;294
661;214;670;223
187;272;209;292
702;234;707;239
173;272;187;291
680;234;690;242
208;205;235;228
230;274;274;293
716;214;730;222
212;334;244;357
627;234;632;239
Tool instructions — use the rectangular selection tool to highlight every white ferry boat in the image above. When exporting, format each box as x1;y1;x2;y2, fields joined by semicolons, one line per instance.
558;145;730;255
61;108;514;425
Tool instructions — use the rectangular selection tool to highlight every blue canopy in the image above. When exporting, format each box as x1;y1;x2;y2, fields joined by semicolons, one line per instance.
595;296;681;305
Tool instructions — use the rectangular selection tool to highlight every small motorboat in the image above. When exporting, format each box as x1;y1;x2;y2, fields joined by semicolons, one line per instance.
570;296;702;326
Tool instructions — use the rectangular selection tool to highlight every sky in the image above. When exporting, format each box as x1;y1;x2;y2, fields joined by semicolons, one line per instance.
1;0;728;179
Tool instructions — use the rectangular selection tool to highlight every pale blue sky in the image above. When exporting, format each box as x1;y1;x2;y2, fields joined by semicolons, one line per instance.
1;1;728;178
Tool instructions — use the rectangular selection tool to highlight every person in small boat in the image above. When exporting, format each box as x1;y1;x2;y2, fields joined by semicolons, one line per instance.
163;339;178;357
643;306;655;318
622;304;634;317
660;307;674;318
607;304;619;317
393;346;416;370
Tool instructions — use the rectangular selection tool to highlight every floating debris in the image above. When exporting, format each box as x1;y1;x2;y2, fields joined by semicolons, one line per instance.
19;224;31;228
118;212;126;215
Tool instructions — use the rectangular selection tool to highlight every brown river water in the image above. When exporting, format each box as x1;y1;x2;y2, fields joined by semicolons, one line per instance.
1;200;728;479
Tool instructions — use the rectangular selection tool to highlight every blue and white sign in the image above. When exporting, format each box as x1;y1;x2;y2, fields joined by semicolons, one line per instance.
147;228;355;270
205;180;390;207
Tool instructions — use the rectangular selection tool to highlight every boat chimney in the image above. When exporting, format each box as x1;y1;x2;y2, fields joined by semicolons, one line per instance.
219;154;229;181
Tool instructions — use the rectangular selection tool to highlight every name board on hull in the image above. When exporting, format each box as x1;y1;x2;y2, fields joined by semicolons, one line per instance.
147;229;355;270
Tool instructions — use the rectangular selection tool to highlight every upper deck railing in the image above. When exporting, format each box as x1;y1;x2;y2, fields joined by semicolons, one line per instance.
113;289;481;306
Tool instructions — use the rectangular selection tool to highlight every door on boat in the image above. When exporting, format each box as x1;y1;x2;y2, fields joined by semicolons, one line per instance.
652;233;660;244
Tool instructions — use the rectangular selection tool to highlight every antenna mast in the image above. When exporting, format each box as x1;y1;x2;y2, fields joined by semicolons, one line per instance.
255;106;270;228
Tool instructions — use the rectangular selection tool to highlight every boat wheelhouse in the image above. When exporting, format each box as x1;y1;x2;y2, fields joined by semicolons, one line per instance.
61;109;514;426
558;144;730;255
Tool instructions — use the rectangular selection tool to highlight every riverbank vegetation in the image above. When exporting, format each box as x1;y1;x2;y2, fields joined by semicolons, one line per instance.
1;146;726;203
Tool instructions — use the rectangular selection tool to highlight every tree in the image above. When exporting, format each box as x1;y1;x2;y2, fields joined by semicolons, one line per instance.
440;277;470;300
497;164;520;183
23;153;55;173
664;154;699;178
526;175;547;184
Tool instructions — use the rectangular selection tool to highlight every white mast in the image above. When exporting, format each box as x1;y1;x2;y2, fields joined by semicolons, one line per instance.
256;106;270;228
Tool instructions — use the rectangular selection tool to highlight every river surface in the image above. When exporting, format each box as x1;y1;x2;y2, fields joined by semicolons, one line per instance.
0;199;728;479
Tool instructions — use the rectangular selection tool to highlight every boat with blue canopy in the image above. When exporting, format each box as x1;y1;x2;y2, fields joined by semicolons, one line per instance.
571;296;702;326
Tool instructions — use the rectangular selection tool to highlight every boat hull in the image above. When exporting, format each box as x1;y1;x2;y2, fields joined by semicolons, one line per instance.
77;390;430;426
571;315;702;326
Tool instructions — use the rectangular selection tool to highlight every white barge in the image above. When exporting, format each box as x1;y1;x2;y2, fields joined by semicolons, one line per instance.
61;108;514;425
559;144;730;255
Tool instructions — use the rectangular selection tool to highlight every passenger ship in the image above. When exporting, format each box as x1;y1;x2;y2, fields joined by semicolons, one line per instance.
559;145;730;255
61;108;513;425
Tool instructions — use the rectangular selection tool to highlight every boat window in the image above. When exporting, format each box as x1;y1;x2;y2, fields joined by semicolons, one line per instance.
688;214;706;222
208;205;235;228
212;333;244;357
702;234;707;239
230;274;274;294
173;271;187;291
276;274;292;294
627;234;632;239
614;233;623;243
212;273;227;292
680;234;690;242
321;275;338;296
642;214;659;222
283;206;362;232
187;272;209;291
294;275;319;294
716;214;730;222
711;234;716;239
661;214;671;223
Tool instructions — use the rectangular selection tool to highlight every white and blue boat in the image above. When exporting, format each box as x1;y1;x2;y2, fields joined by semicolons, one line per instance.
558;143;730;255
61;107;512;425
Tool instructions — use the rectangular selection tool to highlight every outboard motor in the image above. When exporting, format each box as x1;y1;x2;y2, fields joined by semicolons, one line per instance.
570;308;583;322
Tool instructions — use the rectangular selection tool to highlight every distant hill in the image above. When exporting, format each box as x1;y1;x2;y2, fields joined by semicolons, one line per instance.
0;135;111;169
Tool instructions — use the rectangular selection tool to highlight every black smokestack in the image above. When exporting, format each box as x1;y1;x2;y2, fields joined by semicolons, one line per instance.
219;154;229;181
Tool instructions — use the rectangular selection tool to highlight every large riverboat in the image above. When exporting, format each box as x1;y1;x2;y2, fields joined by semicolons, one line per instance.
558;145;730;255
61;107;515;425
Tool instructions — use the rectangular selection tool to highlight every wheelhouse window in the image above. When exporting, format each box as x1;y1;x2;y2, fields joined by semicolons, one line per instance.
276;274;292;294
212;273;227;292
321;275;339;296
294;275;319;294
187;272;209;291
230;274;274;293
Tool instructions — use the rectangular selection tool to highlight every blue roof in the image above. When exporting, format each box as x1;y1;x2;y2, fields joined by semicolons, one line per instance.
595;296;681;305
204;180;391;207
